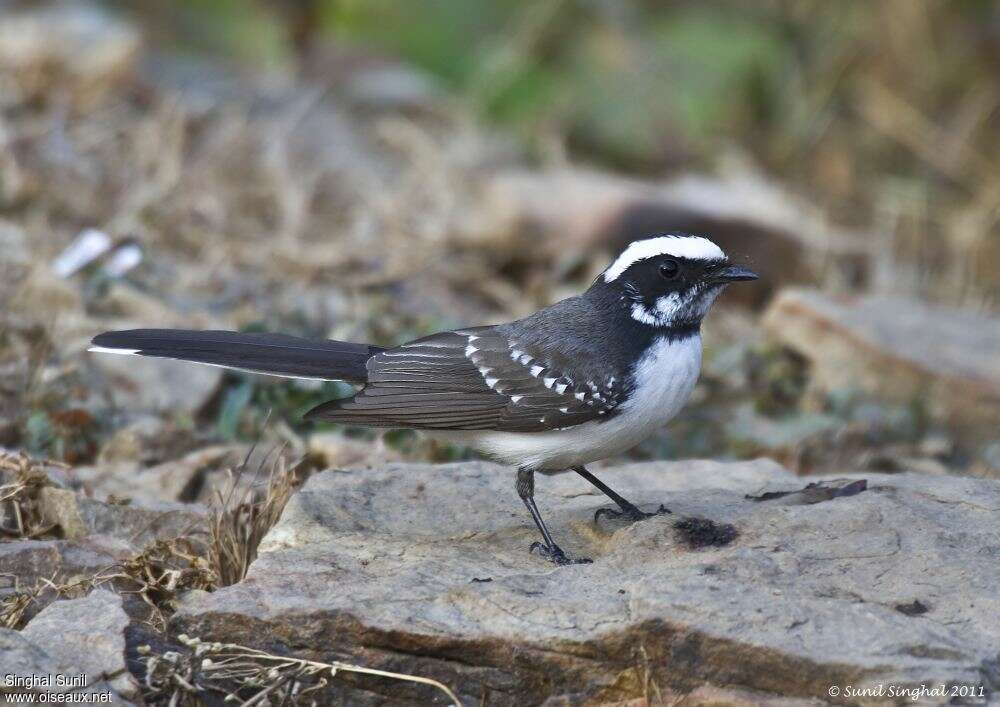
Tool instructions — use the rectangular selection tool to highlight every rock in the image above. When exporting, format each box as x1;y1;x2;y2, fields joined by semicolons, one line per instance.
78;444;276;506
96;414;204;467
763;288;1000;446
140;52;385;188
1;450;204;546
678;685;827;706
478;167;871;304
173;460;1000;705
0;449;74;489
0;536;131;584
0;628;129;702
724;402;842;470
36;487;91;538
0;2;139;107
307;431;403;469
90;352;223;416
0;533;132;575
38;486;206;546
0;536;132;625
22;588;138;699
77;445;239;504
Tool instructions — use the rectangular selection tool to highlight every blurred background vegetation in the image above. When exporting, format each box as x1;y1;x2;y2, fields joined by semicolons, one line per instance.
2;0;999;478
124;0;1000;306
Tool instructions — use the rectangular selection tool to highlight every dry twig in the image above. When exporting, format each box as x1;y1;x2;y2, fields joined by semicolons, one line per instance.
141;634;462;706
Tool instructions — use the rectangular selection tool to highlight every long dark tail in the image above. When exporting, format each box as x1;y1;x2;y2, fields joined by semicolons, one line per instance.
90;329;382;383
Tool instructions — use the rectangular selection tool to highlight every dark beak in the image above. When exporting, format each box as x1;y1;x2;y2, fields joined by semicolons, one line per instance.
711;264;759;284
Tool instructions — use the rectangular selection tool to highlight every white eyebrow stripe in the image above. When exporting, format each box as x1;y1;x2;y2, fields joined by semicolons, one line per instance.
603;236;725;282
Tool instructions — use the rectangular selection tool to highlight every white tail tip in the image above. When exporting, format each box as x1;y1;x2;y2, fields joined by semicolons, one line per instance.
88;346;140;355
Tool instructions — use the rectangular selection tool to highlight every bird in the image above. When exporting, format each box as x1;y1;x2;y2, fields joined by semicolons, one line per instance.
90;233;758;565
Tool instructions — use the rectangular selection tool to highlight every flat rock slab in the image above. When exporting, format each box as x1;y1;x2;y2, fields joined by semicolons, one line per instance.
174;460;1000;705
0;535;132;589
763;288;1000;444
2;589;136;703
21;588;138;699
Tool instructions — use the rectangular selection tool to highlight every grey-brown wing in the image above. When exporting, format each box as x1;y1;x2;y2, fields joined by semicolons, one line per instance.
305;328;621;431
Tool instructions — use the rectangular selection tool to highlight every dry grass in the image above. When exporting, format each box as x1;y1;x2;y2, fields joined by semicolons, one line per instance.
209;444;305;587
0;444;303;631
0;450;65;538
95;538;216;631
140;634;462;707
87;444;305;628
0;537;215;632
637;644;664;706
0;574;45;629
0;571;95;630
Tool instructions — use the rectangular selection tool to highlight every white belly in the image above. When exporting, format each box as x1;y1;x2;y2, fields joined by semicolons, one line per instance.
438;335;702;470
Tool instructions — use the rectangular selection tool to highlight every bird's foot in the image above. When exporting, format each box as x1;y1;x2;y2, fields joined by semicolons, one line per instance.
529;541;592;566
594;503;670;524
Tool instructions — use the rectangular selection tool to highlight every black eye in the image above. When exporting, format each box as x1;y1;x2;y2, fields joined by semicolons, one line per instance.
658;259;679;279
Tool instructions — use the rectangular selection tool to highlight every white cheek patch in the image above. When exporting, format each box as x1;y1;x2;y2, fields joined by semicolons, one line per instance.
630;303;658;326
630;292;682;326
653;292;682;320
629;287;725;327
603;235;725;283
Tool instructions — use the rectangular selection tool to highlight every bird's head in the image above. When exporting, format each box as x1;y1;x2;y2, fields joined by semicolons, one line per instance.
591;233;758;328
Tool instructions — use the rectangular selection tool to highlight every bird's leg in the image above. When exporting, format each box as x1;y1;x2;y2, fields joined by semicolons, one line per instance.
573;465;670;523
516;468;592;566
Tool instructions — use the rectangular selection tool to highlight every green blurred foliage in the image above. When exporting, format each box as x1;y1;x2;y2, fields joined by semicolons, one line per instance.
124;0;1000;294
137;0;799;166
319;1;792;166
137;0;1000;182
121;0;289;65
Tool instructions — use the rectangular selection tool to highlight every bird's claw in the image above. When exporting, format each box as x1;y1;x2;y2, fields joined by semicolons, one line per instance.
529;541;592;565
594;503;671;524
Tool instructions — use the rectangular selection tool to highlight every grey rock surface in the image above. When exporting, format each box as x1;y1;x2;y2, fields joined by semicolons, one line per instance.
22;588;138;699
0;535;131;626
0;535;131;587
174;460;1000;705
1;479;204;623
307;431;404;469
38;486;205;546
763;288;1000;445
74;445;245;506
1;599;133;703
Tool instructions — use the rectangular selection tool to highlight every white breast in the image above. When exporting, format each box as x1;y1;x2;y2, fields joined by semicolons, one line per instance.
439;335;702;470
